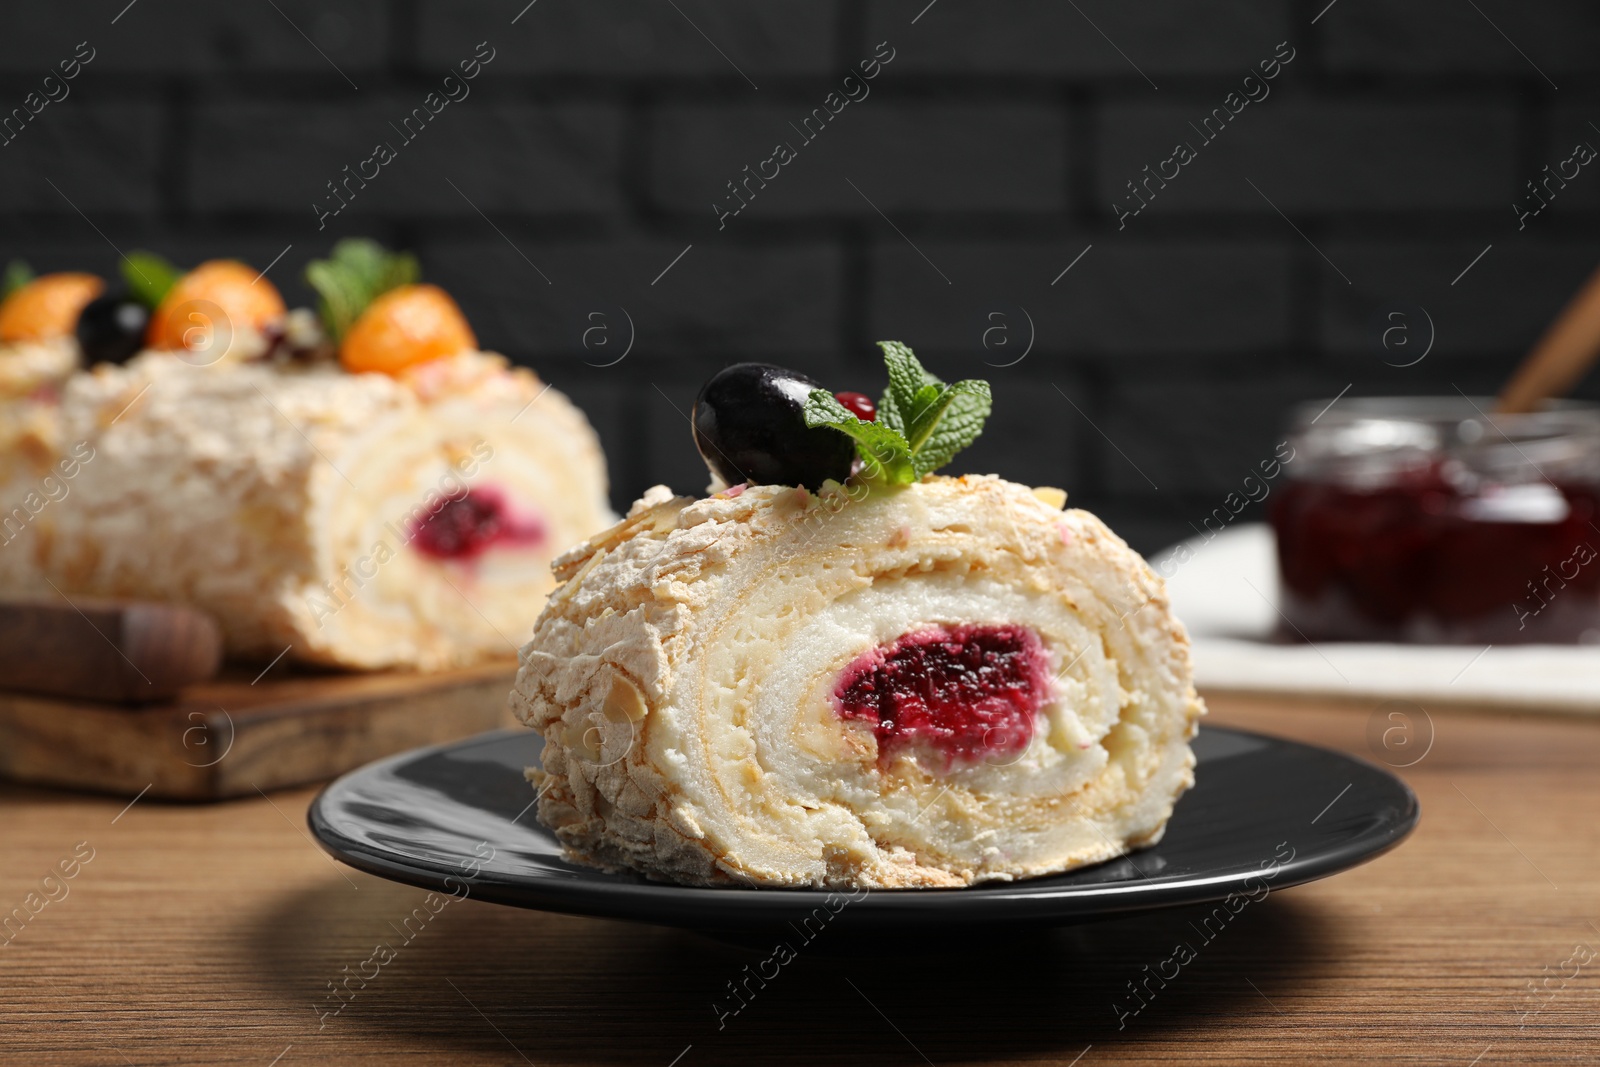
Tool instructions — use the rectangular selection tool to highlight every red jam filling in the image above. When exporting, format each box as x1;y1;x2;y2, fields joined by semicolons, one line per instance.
410;486;546;561
833;624;1052;770
1271;466;1600;642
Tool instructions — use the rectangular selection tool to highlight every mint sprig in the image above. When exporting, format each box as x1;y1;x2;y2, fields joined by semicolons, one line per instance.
803;390;916;483
305;238;420;341
122;251;182;308
804;340;992;485
2;260;34;300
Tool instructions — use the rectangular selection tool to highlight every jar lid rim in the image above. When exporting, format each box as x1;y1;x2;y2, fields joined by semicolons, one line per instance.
1290;395;1600;429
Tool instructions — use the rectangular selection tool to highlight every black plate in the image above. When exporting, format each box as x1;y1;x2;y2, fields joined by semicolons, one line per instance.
309;725;1418;933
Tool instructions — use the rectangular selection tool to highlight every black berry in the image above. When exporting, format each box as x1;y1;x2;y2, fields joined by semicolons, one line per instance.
76;295;149;366
692;363;855;490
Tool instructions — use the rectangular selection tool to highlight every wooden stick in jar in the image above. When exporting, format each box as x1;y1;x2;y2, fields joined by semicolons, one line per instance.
1498;262;1600;414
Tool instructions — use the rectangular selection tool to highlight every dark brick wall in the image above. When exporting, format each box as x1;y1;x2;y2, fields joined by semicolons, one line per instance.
3;0;1597;553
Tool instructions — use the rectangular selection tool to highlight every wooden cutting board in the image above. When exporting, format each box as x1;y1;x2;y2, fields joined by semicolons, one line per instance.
0;660;519;800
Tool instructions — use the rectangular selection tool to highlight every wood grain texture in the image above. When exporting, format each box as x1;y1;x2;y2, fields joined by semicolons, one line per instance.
1;693;1598;1066
0;662;518;799
0;596;222;703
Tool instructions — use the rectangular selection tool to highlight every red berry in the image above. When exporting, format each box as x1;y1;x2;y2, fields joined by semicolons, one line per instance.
834;391;876;421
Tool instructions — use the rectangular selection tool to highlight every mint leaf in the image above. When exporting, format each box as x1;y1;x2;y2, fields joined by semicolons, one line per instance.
908;379;990;478
1;260;34;300
808;341;993;484
306;238;420;341
305;260;362;341
902;383;949;452
803;390;916;484
875;339;926;440
872;341;991;478
122;251;183;308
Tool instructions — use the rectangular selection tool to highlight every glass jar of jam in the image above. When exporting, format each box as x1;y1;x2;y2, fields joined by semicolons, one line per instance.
1270;397;1600;644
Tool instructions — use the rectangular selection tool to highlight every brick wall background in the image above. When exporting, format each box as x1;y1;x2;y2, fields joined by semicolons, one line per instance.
4;0;1597;553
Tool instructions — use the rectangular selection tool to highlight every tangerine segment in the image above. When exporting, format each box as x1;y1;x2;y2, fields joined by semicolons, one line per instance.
0;273;104;342
340;284;477;375
147;260;286;352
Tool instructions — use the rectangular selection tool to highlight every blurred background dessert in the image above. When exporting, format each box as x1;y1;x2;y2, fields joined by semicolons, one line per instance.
0;240;613;670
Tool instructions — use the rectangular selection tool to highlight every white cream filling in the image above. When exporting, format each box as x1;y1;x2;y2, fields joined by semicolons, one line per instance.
682;569;1126;872
308;401;606;662
755;572;1117;798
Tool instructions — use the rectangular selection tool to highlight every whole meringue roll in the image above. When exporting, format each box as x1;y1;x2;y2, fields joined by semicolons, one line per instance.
35;351;611;670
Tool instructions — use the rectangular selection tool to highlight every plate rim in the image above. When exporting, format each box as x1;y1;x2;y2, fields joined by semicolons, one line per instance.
308;724;1419;927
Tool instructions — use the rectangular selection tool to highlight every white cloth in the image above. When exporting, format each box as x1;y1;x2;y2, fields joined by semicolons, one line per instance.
1157;524;1600;714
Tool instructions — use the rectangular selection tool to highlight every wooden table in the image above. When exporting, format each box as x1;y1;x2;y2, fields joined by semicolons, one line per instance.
3;693;1597;1066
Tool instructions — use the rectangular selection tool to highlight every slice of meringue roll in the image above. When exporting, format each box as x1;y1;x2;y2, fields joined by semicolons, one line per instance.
513;475;1205;888
42;351;612;670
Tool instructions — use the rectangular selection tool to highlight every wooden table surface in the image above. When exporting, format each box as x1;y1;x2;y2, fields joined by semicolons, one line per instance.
3;692;1597;1066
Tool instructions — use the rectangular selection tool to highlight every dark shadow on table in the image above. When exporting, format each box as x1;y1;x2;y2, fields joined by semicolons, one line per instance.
236;875;1333;1066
